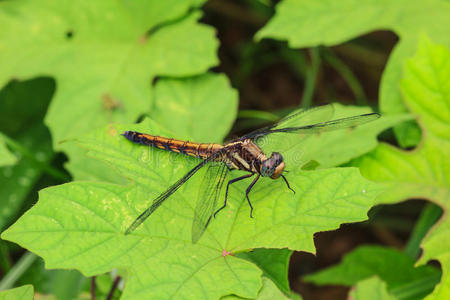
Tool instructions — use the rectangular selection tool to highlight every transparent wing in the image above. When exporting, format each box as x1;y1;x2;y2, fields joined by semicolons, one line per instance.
242;104;335;140
191;162;229;243
265;113;381;135
125;152;223;235
242;104;380;140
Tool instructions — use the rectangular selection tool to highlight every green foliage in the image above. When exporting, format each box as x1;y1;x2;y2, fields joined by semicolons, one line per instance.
305;245;440;299
0;1;448;299
150;74;238;143
237;248;292;295
0;143;16;167
256;0;450;148
350;277;397;300
351;37;450;299
0;78;57;230
2;105;383;297
222;277;296;300
16;255;87;300
0;0;219;182
66;73;237;183
0;285;33;300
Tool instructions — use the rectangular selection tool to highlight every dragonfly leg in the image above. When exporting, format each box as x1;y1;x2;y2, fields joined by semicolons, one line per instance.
281;174;295;194
246;174;260;218
214;173;254;218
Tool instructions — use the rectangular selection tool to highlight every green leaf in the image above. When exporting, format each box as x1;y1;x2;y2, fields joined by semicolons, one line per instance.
221;277;296;300
352;37;450;299
49;269;87;300
238;248;292;295
0;0;219;180
256;0;450;147
350;277;397;300
66;73;237;182
0;285;33;300
0;78;56;230
404;204;442;259
0;142;16;167
2;108;383;298
18;256;86;299
151;74;238;143
122;245;262;299
305;245;440;299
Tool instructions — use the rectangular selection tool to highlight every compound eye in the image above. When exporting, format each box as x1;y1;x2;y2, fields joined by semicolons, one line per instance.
261;160;275;177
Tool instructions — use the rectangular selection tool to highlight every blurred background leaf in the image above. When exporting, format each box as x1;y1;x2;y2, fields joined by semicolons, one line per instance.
351;36;449;300
256;0;450;148
350;277;397;300
0;0;220;183
0;285;33;300
304;245;440;299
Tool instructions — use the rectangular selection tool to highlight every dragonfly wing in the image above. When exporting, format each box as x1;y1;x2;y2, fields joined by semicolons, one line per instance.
242;104;335;140
125;152;223;235
243;104;380;140
266;112;381;135
242;105;380;169
191;162;229;243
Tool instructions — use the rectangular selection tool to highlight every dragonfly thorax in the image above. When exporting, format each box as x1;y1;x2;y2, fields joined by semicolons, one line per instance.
260;152;285;179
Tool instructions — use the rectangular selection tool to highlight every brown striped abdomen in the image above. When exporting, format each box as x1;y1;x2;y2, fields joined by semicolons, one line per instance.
122;131;223;159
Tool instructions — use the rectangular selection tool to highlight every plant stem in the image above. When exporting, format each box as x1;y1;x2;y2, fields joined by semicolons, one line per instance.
91;276;96;300
390;272;441;300
0;252;36;290
404;203;442;258
106;276;121;300
301;47;321;108
321;48;368;105
0;242;12;274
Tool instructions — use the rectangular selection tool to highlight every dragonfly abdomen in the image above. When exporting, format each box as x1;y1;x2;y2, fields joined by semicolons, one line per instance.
122;131;223;159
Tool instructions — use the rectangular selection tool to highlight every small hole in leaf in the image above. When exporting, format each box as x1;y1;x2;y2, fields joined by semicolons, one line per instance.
66;30;74;39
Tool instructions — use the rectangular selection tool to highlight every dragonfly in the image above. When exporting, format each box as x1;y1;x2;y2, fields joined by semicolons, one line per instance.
122;104;380;243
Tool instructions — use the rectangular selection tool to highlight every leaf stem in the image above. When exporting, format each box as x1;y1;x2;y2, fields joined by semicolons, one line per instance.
106;276;121;300
90;276;96;300
321;48;368;105
0;242;12;274
0;252;36;290
390;272;441;299
301;47;321;108
404;203;442;258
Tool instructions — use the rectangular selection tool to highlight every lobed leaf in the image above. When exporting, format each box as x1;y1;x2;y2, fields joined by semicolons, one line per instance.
66;73;237;182
0;0;220;180
256;0;450;147
2;102;384;298
352;37;450;299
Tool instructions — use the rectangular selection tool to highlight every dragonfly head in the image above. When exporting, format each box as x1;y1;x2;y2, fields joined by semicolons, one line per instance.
261;152;285;179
